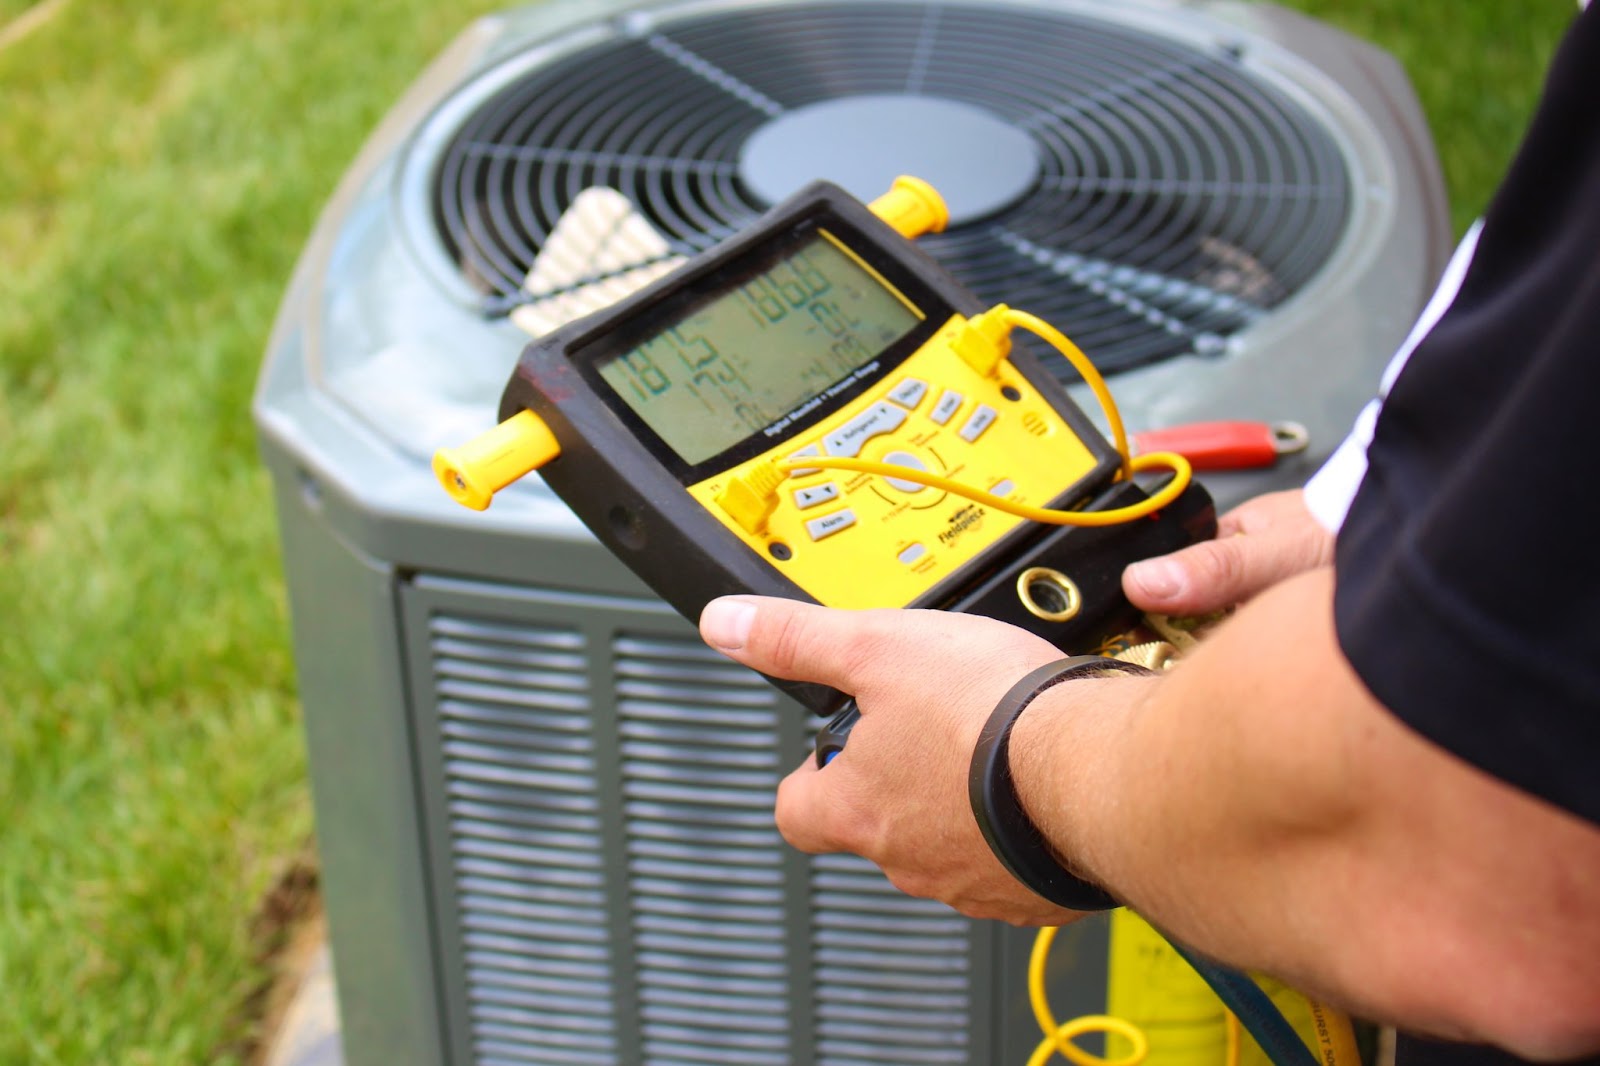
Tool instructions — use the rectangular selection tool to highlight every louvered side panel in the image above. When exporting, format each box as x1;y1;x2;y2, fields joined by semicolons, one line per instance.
615;633;793;1066
812;853;974;1065
430;614;621;1066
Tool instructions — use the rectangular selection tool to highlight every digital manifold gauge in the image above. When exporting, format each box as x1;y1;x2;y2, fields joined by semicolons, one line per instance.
436;178;1216;758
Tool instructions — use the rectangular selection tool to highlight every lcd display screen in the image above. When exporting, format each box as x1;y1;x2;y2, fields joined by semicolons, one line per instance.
596;233;922;466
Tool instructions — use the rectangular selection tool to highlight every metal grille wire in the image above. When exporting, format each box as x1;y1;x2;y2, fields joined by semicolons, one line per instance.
812;853;974;1065
615;633;794;1066
429;611;987;1065
431;0;1351;374
430;614;620;1066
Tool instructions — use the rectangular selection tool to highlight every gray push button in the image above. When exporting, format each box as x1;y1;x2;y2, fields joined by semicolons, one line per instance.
824;403;907;458
931;389;964;425
887;377;929;409
897;543;927;565
881;450;930;493
794;482;840;509
959;404;998;442
990;478;1016;497
788;443;822;476
806;509;857;541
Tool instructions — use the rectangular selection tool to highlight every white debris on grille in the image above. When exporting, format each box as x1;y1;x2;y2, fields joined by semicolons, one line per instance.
511;187;686;338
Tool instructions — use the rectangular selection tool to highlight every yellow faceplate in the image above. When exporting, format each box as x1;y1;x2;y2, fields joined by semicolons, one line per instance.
686;314;1100;609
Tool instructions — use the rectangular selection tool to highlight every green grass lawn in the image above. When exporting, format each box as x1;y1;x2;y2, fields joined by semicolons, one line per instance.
0;0;1577;1061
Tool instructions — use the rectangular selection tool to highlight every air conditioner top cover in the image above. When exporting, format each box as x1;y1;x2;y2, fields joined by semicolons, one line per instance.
256;0;1450;551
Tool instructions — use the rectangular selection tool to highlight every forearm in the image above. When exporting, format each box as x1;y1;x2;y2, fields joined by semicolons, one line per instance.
1011;568;1600;1056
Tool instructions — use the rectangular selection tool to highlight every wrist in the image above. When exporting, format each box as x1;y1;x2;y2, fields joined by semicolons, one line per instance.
1007;670;1156;896
968;657;1155;910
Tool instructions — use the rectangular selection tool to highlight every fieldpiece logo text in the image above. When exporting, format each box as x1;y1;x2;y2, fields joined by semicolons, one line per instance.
938;504;986;547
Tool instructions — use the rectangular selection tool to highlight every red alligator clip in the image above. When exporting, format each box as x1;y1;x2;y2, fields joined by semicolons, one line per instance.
1131;421;1310;471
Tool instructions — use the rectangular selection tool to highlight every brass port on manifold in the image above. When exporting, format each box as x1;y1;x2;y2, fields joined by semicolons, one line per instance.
1016;567;1082;623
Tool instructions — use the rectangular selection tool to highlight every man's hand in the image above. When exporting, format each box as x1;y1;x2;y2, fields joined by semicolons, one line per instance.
1122;489;1334;615
699;596;1088;925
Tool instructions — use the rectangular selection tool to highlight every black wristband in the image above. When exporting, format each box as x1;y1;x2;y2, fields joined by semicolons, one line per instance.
968;655;1155;911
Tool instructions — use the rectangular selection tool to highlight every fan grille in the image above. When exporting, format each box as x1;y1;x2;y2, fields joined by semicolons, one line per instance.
432;1;1351;374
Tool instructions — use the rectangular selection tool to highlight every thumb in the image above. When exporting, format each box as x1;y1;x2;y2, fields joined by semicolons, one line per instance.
1124;488;1333;614
700;595;870;692
1122;533;1304;616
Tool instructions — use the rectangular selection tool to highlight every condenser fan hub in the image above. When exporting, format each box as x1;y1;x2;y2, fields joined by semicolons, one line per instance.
738;94;1041;226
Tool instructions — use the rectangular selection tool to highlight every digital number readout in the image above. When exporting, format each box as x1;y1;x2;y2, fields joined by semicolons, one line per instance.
597;234;921;466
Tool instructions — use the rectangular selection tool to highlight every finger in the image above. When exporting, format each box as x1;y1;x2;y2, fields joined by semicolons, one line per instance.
1216;488;1305;538
699;595;884;693
773;755;837;854
1216;509;1251;539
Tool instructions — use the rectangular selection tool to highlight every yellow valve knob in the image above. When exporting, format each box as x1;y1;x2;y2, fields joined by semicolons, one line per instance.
869;176;949;239
433;409;561;511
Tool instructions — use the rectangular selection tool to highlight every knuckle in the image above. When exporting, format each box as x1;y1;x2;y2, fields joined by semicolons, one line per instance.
885;868;934;900
773;774;822;852
835;610;900;675
758;604;885;686
1219;489;1294;537
773;775;801;823
789;787;879;858
1298;524;1337;570
772;805;808;852
1188;538;1247;590
843;804;888;859
760;605;812;678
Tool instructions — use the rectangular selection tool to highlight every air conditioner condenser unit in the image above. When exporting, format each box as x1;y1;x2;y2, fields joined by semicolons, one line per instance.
254;3;1450;1064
